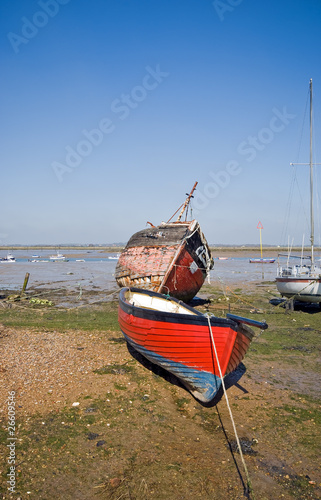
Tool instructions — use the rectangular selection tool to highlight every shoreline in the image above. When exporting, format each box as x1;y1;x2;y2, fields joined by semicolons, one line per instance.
1;245;320;255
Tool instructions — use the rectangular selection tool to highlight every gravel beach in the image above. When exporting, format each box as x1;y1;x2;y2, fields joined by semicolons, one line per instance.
0;259;320;499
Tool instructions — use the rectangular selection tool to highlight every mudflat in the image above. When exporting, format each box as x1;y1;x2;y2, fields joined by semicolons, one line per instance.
0;275;320;500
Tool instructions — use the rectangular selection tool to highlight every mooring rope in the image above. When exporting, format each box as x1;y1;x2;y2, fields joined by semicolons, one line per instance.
206;315;254;497
216;276;263;312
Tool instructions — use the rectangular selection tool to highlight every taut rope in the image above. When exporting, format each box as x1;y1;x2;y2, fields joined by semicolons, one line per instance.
207;315;254;497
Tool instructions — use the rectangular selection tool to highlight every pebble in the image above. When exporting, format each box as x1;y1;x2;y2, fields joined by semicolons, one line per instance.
0;326;121;416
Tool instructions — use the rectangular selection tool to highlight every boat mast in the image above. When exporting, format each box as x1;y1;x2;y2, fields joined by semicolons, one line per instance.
309;78;314;269
176;181;198;222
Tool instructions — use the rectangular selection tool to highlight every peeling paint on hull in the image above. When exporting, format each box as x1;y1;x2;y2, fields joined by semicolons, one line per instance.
115;220;213;302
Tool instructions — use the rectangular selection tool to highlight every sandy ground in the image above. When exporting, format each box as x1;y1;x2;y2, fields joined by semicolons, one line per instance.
0;277;320;499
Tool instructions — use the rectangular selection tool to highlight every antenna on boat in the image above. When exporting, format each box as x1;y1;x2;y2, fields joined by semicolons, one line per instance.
166;182;198;223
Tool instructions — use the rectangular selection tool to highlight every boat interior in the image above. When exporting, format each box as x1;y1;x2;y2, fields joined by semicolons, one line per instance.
126;290;197;315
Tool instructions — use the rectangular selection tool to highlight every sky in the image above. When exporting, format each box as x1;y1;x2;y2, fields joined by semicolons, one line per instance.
1;0;321;246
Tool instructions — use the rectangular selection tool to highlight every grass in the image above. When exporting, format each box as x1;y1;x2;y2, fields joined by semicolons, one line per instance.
0;300;119;331
1;284;321;499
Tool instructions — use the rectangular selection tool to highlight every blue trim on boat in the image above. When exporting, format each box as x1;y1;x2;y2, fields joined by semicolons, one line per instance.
226;313;268;330
119;287;240;330
122;332;221;403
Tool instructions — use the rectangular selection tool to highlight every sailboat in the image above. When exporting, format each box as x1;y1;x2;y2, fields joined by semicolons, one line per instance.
276;79;321;304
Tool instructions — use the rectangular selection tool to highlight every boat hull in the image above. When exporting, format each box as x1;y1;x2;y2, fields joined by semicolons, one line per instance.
249;259;275;264
118;287;255;403
276;277;321;303
115;220;213;302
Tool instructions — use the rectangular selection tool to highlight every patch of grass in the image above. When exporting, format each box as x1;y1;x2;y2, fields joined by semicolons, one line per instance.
174;397;189;409
0;301;119;331
114;383;127;391
266;398;321;459
273;403;321;426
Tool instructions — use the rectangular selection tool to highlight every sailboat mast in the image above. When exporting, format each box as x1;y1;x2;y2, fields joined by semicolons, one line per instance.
309;78;314;269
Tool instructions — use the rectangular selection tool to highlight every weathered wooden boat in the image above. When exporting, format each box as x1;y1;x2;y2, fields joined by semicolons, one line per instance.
249;258;275;264
115;182;213;303
118;287;268;403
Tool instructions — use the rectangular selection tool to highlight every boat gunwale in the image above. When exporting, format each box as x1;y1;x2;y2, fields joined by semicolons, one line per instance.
119;287;239;329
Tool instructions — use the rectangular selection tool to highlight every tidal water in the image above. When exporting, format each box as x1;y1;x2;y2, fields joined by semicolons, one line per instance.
0;249;280;295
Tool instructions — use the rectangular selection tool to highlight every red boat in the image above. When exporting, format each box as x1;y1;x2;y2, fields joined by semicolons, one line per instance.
118;287;268;403
249;258;275;264
115;182;213;302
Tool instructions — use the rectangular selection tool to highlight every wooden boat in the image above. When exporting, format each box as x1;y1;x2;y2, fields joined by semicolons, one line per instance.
249;258;275;264
276;79;321;303
115;182;213;302
118;287;268;403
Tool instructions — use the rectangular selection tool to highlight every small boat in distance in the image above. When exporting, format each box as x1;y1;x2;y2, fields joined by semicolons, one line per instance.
276;79;321;303
108;254;120;260
118;287;268;403
249;258;275;264
49;252;68;262
0;252;16;263
115;182;214;303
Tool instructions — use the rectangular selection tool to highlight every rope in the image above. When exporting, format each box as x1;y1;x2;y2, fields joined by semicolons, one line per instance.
180;223;213;283
275;276;320;309
215;276;265;312
206;315;254;497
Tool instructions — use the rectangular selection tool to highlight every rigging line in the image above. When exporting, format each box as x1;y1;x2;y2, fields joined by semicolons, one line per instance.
273;278;320;309
315;166;321;247
166;202;185;223
293;166;310;231
280;166;296;245
214;276;264;311
294;86;310;164
312;104;321;247
206;316;254;498
280;84;310;246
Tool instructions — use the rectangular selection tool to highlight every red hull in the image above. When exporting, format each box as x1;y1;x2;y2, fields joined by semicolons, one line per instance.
118;288;264;402
118;306;242;376
249;258;275;264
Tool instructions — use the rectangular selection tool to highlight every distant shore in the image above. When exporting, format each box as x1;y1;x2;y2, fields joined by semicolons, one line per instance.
1;245;320;254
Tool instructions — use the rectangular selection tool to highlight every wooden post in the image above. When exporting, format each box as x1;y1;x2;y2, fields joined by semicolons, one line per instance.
21;272;30;294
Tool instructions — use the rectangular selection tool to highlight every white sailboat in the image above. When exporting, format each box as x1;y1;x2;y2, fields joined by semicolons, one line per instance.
276;79;321;304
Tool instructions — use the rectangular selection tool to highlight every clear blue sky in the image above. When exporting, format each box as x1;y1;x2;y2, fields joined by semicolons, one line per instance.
1;0;321;245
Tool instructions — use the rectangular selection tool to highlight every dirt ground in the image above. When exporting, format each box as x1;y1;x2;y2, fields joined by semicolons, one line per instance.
0;281;320;499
